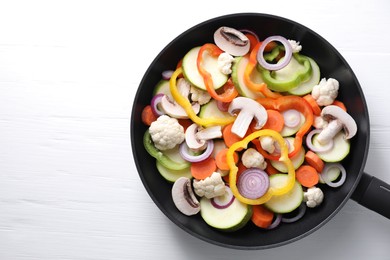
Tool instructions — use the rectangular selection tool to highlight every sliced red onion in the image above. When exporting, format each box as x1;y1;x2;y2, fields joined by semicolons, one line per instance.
162;70;174;80
239;29;260;42
282;109;301;128
217;100;230;112
266;213;282;230
306;129;334;153
150;93;166;116
321;163;346;188
237;168;270;199
257;35;292;71
211;185;235;209
179;140;214;163
281;203;307;223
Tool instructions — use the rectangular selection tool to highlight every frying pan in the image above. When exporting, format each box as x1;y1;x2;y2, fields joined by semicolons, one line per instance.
131;13;390;249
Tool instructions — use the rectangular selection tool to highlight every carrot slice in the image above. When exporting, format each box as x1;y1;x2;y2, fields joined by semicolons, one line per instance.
296;165;319;188
141;105;158;126
332;100;347;111
262;109;284;132
222;123;249;150
303;94;321;116
191;157;216;180
215;148;239;171
251;204;274;229
305;150;324;173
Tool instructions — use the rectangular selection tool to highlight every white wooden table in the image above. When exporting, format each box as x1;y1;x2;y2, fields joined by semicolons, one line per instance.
1;1;389;259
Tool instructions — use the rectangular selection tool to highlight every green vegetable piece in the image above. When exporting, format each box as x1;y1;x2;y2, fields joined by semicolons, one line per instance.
259;53;313;92
143;130;190;171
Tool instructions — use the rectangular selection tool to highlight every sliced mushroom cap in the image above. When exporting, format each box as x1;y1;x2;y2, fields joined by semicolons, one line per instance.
160;95;200;119
228;97;268;138
171;177;200;216
185;123;206;151
214;26;250;56
316;105;357;144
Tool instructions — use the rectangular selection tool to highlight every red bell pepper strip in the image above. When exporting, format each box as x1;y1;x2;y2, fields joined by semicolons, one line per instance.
197;43;238;102
256;95;314;160
244;42;282;99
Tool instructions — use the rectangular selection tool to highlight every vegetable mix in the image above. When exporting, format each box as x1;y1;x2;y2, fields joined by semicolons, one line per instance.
141;26;357;231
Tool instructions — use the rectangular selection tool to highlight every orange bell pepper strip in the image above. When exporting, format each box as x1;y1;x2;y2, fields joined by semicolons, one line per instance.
197;43;238;102
244;42;282;99
169;67;235;127
227;129;296;205
256;95;314;160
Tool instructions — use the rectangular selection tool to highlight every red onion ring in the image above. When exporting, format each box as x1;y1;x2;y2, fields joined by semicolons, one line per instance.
179;140;214;163
162;70;174;80
266;213;282;230
282;109;301;128
237;168;270;199
150;93;166;116
306;129;334;153
281;203;307;223
257;35;292;71
321;163;346;188
216;100;230;112
211;185;235;209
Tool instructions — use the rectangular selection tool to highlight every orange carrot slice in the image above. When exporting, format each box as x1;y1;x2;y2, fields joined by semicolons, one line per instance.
191;157;216;180
296;165;319;188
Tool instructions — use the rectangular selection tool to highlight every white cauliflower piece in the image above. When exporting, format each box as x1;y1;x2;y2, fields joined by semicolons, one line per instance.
313;116;329;129
260;136;275;154
288;39;302;53
311;78;339;106
190;85;211;105
149;115;185;151
303;186;324;208
217;52;234;75
241;148;267;170
193;172;225;199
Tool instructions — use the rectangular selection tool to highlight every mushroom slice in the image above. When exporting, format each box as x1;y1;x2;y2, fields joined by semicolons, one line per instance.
185;123;206;151
228;97;268;138
214;26;250;56
316;105;357;144
186;124;222;152
171;177;200;216
160;95;200;119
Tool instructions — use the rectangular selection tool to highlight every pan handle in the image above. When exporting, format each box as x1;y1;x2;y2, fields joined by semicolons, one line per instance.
351;172;390;219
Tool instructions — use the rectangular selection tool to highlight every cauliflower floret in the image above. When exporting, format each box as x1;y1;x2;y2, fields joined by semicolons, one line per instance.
190;85;211;105
303;186;324;208
311;78;339;106
260;136;275;154
313;116;329;129
241;148;267;170
288;39;302;53
193;172;225;199
149;115;185;151
217;52;234;75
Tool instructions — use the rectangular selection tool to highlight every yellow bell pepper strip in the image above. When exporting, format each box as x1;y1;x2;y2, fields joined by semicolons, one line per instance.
244;42;282;99
169;67;235;127
196;43;238;102
256;95;314;161
227;129;296;205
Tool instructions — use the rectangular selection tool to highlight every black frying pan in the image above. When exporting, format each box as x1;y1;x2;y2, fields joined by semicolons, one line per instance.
131;13;390;249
